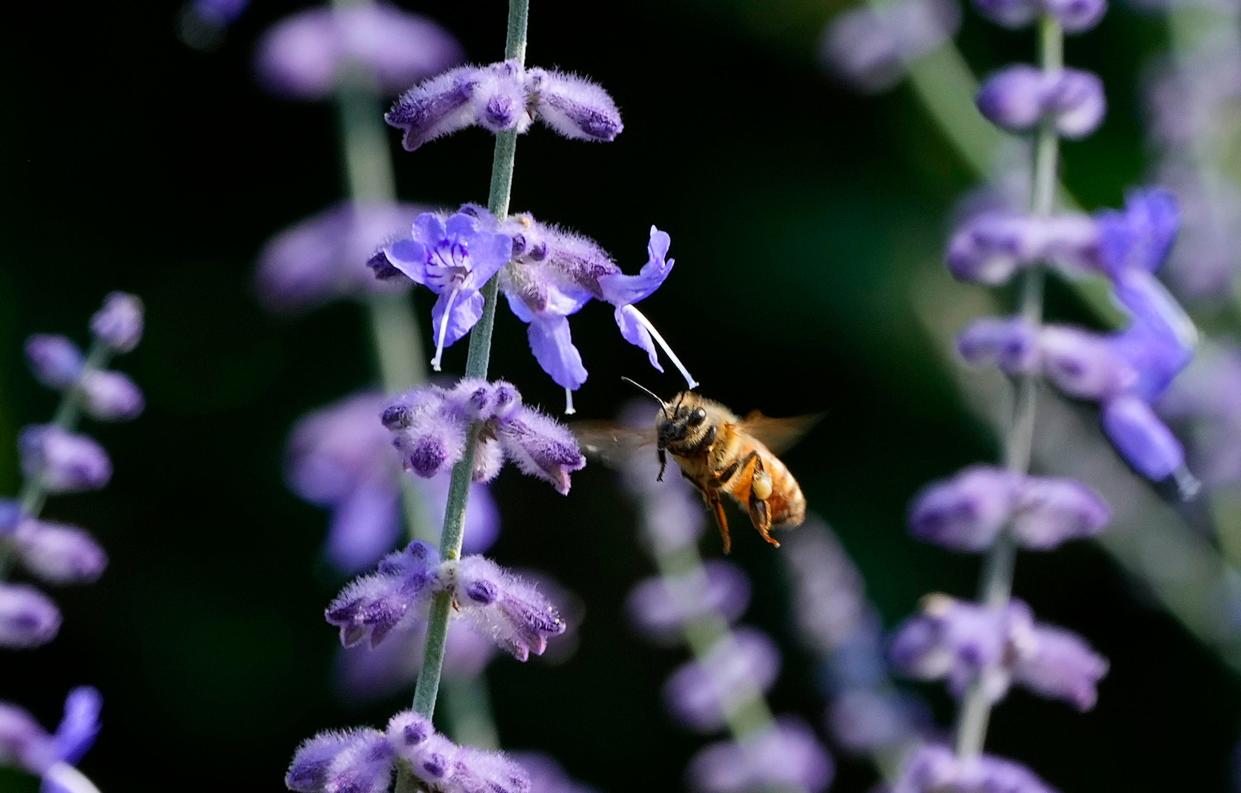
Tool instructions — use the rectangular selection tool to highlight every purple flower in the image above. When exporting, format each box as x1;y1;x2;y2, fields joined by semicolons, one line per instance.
957;316;1039;374
1094;188;1180;279
89;292;143;353
19;427;111;494
1043;0;1107;32
78;370;144;421
256;203;426;313
374;210;513;371
325;541;441;648
286;728;393;793
626;561;751;644
687;718;834;793
820;0;961;93
663;628;781;731
450;556;567;661
893;744;1057;793
908;466;1109;551
526;68;623;141
827;688;925;754
13;519;107;585
945;211;1097;284
256;4;463;101
494;408;587;495
0;584;61;648
977;66;1105;139
24;336;83;390
1102;395;1186;480
1013;624;1108;710
0;688;101;789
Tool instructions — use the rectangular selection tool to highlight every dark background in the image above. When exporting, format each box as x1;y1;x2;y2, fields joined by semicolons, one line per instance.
1;1;1234;791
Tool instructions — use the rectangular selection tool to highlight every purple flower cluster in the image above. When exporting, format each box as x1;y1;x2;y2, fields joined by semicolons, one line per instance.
288;710;528;793
256;3;463;100
325;539;566;662
976;66;1105;139
892;744;1057;793
381;379;585;493
821;0;961;93
0;687;101;793
371;206;695;412
620;412;833;793
385;61;622;151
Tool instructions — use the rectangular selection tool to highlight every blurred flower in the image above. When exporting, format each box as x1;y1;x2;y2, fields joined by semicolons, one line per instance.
0;584;61;649
383;380;585;491
11;519;107;585
973;0;1105;31
77;371;144;422
821;0;961;93
626;561;750;645
256;202;426;314
0;687;101;793
687;719;834;793
449;555;568;661
90;292;143;353
945;210;1097;284
19;427;111;495
256;4;463;100
663;628;781;732
976;65;1105;139
384;61;622;152
893;743;1056;793
24;336;84;390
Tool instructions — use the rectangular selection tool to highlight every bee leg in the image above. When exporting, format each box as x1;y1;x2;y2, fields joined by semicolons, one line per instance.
657;448;667;482
747;459;780;548
707;492;732;555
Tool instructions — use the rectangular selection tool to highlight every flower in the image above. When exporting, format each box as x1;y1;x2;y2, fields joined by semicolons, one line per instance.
255;3;463;100
374;210;513;371
687;718;834;793
448;556;567;661
382;380;586;493
893;744;1057;793
821;0;961;93
24;336;84;390
325;541;441;649
663;628;781;731
626;561;751;645
972;0;1105;31
945;210;1097;284
0;584;61;648
0;688;101;792
19;427;111;495
256;203;426;313
976;66;1106;139
78;370;144;422
89;292;143;353
385;61;621;152
11;519;108;585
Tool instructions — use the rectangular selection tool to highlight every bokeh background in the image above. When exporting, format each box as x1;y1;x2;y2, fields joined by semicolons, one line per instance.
1;0;1236;791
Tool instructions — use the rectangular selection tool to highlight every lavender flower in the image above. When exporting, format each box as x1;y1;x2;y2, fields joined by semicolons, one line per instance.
821;0;962;93
893;744;1056;793
24;336;84;390
448;556;568;661
945;211;1097;284
89;292;143;353
382;380;586;492
256;203;426;314
385;62;621;152
972;0;1105;31
77;370;144;422
0;687;101;793
256;4;463;100
325;540;441;648
0;584;61;648
12;519;108;585
976;66;1105;139
626;561;750;645
663;629;781;731
19;427;111;494
687;719;834;793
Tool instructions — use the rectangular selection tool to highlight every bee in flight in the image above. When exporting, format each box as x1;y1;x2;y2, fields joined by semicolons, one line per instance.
576;380;816;553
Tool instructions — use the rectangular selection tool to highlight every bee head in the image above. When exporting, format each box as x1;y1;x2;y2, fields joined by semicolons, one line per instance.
656;391;709;450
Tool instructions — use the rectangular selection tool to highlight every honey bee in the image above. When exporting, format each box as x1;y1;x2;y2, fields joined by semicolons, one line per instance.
577;380;816;553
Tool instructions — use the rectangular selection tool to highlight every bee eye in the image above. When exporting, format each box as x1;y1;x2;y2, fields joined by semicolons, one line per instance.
689;408;707;426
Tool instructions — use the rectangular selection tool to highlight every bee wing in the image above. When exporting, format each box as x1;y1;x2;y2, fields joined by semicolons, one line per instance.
571;421;658;468
738;411;823;454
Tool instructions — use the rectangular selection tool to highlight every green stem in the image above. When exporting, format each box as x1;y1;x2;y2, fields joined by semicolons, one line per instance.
952;14;1062;761
409;0;529;725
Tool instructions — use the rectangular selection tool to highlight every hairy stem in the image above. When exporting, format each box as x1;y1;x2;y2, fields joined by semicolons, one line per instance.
952;14;1062;761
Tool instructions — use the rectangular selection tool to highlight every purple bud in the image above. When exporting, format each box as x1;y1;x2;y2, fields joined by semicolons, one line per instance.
15;520;108;585
1044;0;1107;33
407;733;456;781
972;0;1040;27
626;561;751;644
1047;69;1106;139
664;629;781;732
78;370;145;421
286;728;392;793
24;335;84;390
1013;624;1108;710
1011;477;1110;549
1038;325;1135;399
977;65;1046;131
496;407;586;495
0;584;61;649
1101;395;1185;480
452;556;566;661
89;292;143;353
526;68;623;141
385;711;432;749
895;744;1056;793
325;541;440;648
52;686;102;765
908;466;1019;551
476;61;531;133
385;66;484;151
945;211;1041;284
956;316;1039;374
19;426;112;494
687;718;834;793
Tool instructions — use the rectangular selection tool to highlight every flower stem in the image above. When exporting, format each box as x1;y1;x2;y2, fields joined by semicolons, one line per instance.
409;0;529;729
952;14;1062;761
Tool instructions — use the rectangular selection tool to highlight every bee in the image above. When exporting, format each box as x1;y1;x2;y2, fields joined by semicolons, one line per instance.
576;380;816;553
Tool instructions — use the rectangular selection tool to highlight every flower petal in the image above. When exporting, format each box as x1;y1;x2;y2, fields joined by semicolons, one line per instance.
526;315;588;391
616;305;663;372
431;290;485;350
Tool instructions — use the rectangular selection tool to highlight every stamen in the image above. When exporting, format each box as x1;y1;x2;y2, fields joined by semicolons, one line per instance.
431;289;459;372
629;307;699;389
564;387;576;415
44;764;102;793
1173;464;1201;501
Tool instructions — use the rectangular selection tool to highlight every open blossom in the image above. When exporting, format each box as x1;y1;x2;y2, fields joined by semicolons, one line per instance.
325;540;566;661
255;3;462;100
889;594;1107;709
0;687;101;793
287;711;530;793
382;379;585;492
385;61;621;152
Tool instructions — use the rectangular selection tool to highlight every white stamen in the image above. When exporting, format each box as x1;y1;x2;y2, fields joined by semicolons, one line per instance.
45;764;102;793
1174;464;1201;501
430;289;459;372
564;388;576;415
629;307;699;389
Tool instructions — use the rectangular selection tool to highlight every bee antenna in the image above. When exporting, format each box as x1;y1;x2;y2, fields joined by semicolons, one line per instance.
621;377;669;416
